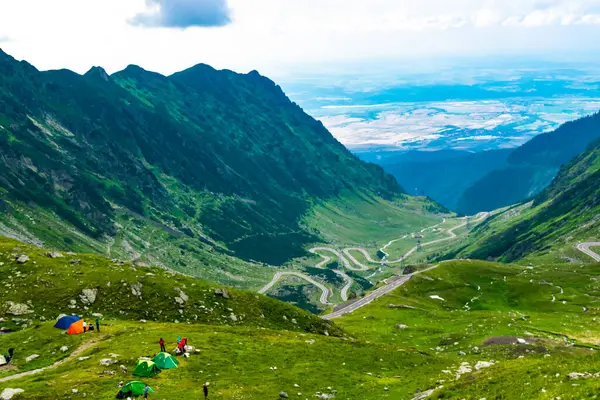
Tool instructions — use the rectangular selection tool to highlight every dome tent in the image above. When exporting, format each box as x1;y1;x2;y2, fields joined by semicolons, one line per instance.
116;381;154;399
67;319;85;335
151;352;179;369
133;360;161;378
54;315;81;330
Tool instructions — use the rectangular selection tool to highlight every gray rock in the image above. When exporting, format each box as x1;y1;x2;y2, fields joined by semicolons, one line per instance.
100;358;116;366
214;288;230;299
79;289;98;305
15;255;29;264
131;282;143;297
1;388;25;400
60;346;69;352
45;251;64;259
279;392;289;398
4;302;33;316
395;324;408;329
25;354;39;363
70;259;81;265
175;288;189;303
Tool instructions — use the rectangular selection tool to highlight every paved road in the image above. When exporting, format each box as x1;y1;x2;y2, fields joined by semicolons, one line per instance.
260;213;489;309
322;264;440;320
576;242;600;262
258;272;331;304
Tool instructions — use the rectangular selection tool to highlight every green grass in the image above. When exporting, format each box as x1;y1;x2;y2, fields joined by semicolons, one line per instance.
5;258;600;398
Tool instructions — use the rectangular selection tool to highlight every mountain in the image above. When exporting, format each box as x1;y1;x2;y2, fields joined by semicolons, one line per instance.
0;49;427;277
456;112;600;214
447;137;600;263
382;149;511;210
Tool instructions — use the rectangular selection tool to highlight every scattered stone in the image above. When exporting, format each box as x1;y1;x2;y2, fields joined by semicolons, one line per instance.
388;304;416;309
229;313;238;322
79;288;98;305
15;255;29;264
45;251;64;259
72;389;78;394
430;295;445;301
279;392;289;398
70;259;81;265
517;338;528;344
458;351;466;356
1;388;25;400
395;324;408;330
174;288;189;304
475;361;494;371
91;313;103;318
131;282;143;297
60;346;69;352
78;357;90;361
25;354;39;363
120;365;128;373
100;358;116;366
214;288;230;299
4;302;33;315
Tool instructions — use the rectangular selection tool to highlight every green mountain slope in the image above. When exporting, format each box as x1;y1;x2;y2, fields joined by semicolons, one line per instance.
383;149;511;211
0;49;420;275
447;138;600;263
456;112;600;214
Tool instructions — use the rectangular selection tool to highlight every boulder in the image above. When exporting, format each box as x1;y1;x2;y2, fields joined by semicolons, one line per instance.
1;388;24;400
175;288;189;303
279;392;289;398
214;288;230;299
4;302;33;316
395;324;408;329
475;361;494;370
131;282;142;297
60;346;69;352
25;354;39;363
45;251;64;259
100;358;116;366
15;255;29;264
79;289;98;305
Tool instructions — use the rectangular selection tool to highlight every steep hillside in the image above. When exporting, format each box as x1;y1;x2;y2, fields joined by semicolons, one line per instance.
456;112;600;214
0;49;418;276
447;139;600;263
0;236;339;335
383;149;510;210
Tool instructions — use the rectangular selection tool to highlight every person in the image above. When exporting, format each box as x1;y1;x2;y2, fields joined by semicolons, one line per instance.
95;318;100;333
83;321;87;333
177;340;184;355
203;382;209;400
88;324;94;332
182;337;188;353
159;338;166;353
143;384;150;399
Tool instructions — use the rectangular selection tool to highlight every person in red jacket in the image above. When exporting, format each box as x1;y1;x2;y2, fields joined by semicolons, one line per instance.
159;338;166;353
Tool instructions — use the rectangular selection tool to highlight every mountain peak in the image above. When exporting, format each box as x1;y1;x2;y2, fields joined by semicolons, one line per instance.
0;48;15;63
84;66;110;82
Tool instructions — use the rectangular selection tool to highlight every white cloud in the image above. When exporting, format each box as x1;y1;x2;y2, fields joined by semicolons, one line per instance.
0;0;600;76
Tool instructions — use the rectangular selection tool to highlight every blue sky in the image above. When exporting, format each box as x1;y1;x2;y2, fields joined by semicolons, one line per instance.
1;0;600;76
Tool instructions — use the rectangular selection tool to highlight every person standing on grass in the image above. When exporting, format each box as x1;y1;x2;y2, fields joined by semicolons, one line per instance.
159;338;166;353
203;382;209;399
144;384;150;399
95;318;100;332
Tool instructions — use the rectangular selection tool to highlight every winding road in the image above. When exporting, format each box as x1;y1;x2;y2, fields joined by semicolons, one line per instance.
259;213;489;309
576;242;600;262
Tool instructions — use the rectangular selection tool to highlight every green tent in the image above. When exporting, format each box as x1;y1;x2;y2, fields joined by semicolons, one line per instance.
133;360;161;378
151;352;179;369
116;381;153;399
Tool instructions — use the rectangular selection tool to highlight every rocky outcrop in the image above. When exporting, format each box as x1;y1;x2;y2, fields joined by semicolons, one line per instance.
4;302;33;315
79;289;98;305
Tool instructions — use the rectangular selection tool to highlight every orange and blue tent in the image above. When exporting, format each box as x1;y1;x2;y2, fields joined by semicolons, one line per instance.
67;319;85;335
54;315;81;330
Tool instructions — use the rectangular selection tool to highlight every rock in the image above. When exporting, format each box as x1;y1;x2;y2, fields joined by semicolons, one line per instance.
70;259;81;265
458;351;466;356
214;288;230;299
91;313;103;318
131;282;142;297
229;313;238;322
395;324;408;329
60;346;69;352
175;288;189;303
100;358;116;366
25;354;39;363
388;304;416;309
475;361;494;370
15;255;29;264
293;384;299;388
568;372;590;380
279;392;289;398
517;338;528;344
45;251;64;259
120;365;127;373
78;357;90;361
79;288;98;305
1;388;24;400
72;389;78;394
4;302;33;316
429;295;445;301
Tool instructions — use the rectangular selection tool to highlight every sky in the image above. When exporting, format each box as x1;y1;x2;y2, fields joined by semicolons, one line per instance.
1;0;600;76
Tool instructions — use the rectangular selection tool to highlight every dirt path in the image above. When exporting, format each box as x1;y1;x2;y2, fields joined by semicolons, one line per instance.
0;336;102;383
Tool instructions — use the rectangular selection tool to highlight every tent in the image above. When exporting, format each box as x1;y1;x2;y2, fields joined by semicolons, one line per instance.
116;381;154;399
133;360;161;378
54;315;81;330
67;319;85;335
151;352;179;369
